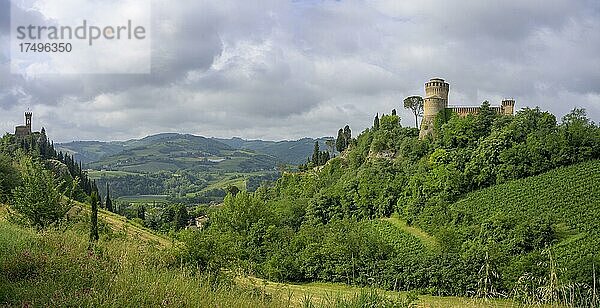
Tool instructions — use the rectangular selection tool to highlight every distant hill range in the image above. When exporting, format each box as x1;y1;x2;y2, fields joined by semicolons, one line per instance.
214;137;333;165
56;133;332;172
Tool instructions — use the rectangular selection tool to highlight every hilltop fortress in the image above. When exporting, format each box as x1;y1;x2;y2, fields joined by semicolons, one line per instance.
15;112;34;137
13;111;43;138
419;78;515;139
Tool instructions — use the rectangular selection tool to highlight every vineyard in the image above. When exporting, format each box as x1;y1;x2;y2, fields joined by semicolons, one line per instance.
363;219;429;258
451;159;600;231
447;159;600;286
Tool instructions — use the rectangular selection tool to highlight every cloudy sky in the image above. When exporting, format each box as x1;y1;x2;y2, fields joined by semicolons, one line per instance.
1;0;599;142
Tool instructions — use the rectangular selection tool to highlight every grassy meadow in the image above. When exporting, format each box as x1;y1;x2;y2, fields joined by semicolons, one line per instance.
0;204;281;307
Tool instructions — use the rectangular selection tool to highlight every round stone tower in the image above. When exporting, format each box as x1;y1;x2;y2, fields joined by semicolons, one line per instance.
419;78;449;139
424;78;449;101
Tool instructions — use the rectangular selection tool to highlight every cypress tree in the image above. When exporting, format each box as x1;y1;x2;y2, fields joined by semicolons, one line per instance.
320;151;330;165
137;205;145;220
90;192;99;242
343;125;352;148
374;114;380;130
336;128;345;152
174;204;189;230
311;141;320;165
92;180;101;207
105;183;113;212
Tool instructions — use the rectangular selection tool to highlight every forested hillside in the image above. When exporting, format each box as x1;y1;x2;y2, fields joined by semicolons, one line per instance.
184;105;600;306
0;132;279;306
0;131;99;204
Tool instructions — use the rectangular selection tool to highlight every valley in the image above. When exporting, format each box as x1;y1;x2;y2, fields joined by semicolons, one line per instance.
56;133;331;203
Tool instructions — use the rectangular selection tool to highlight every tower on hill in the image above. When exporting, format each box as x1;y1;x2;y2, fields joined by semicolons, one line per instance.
420;78;450;138
419;78;515;139
15;112;34;137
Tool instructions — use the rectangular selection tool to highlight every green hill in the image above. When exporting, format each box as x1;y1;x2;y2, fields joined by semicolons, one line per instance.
0;203;500;307
186;107;599;305
347;159;599;298
21;107;600;306
56;134;330;167
56;134;282;202
56;133;204;164
54;140;126;163
445;159;600;285
215;137;334;165
450;159;600;234
78;134;276;173
56;134;332;201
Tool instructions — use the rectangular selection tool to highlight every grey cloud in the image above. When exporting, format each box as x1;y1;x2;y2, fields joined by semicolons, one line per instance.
0;0;599;141
0;0;9;33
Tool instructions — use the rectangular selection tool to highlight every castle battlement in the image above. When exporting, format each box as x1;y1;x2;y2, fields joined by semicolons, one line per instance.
419;78;515;139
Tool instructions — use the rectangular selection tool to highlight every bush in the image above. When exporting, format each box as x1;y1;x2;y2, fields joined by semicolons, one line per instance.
10;155;71;229
0;154;20;202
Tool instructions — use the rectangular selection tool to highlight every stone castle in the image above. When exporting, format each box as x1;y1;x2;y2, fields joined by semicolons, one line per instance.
419;78;515;138
14;112;37;137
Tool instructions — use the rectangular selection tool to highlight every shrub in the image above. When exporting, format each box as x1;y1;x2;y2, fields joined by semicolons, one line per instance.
10;155;70;229
0;153;20;202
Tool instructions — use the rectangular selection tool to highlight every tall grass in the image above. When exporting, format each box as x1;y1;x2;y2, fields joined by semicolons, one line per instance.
301;289;418;308
0;219;279;307
509;249;600;307
1;215;417;307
